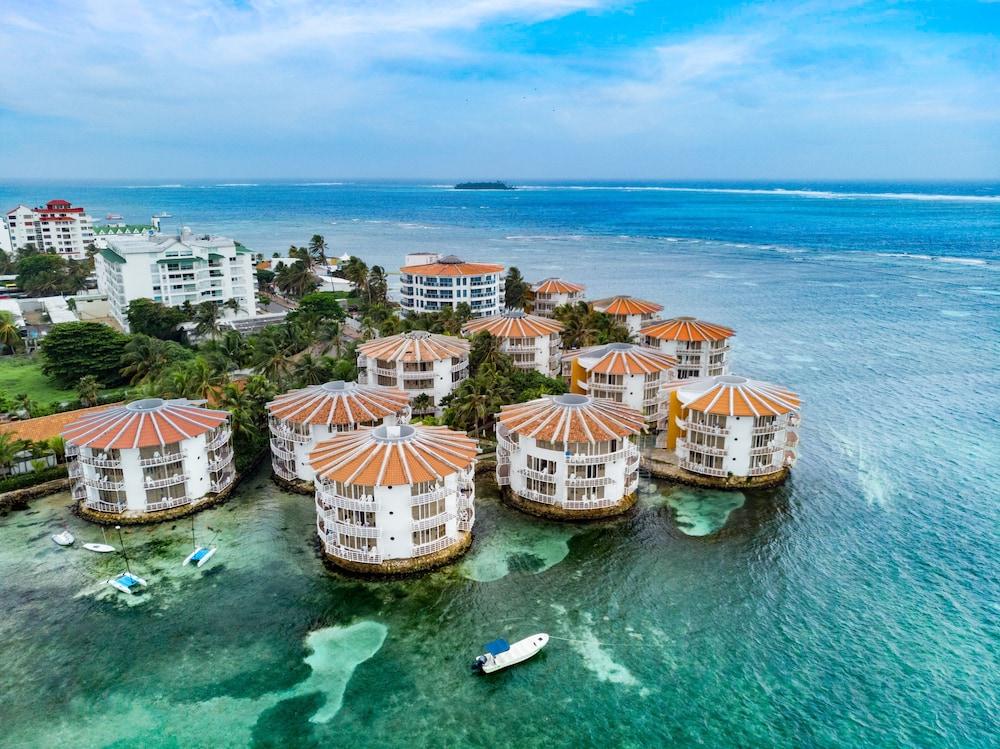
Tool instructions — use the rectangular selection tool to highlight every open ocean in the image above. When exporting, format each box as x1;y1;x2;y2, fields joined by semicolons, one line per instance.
0;181;997;748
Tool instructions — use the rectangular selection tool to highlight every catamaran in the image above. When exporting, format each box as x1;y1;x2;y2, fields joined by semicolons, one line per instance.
183;517;217;567
106;525;148;595
472;633;549;674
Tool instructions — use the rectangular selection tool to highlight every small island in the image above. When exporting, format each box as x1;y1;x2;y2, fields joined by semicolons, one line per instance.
454;181;515;190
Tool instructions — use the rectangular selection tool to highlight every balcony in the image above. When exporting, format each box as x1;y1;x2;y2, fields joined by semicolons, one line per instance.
84;498;125;514
749;463;782;476
138;452;184;467
752;422;783;435
325;543;382;565
144;474;188;490
273;461;298;482
80;454;122;469
412;512;455;532
402;369;436;380
680;420;730;437
269;439;296;461
566;442;637;465
410;485;450;506
268;422;310;443
146;495;191;513
563;496;619;510
565;475;614;488
85;477;125;491
413;535;458;557
208;451;233;473
211;472;235;493
68;462;82;478
503;343;539;353
317;490;380;514
373;366;398;378
679;460;727;477
207;428;232;450
589;380;626;392
518;488;560;506
330;520;381;539
679;439;727;457
451;360;469;372
749;443;782;456
519;467;558;483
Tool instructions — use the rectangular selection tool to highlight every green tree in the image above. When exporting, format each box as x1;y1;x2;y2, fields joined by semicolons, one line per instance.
308;235;328;266
366;265;388;305
126;298;189;341
342;256;369;297
412;392;434;415
120;334;191;385
47;436;66;464
16;253;68;295
468;332;506;376
294;292;345;323
193;301;224;341
40;322;130;386
504;267;531;310
77;375;100;406
0;432;27;477
292;353;330;387
0;311;23;353
275;260;320;298
159;356;226;401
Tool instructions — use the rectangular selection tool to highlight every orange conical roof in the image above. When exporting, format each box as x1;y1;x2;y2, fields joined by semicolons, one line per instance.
592;295;663;316
499;394;643;443
462;310;563;339
266;381;409;426
357;331;469;363
641;316;734;342
533;278;584;294
564;342;677;375
62;398;228;450
665;375;800;417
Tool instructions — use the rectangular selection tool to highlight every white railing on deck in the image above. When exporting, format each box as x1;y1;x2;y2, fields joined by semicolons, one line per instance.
412;535;458;558
84;498;125;514
144;474;187;489
145;495;191;512
139;452;185;467
80;455;122;469
565;475;614;488
411;512;454;532
679;460;727;477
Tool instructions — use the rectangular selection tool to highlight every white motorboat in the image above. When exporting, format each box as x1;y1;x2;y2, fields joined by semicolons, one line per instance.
183;546;217;567
107;572;147;595
52;530;75;546
83;543;116;553
472;633;549;674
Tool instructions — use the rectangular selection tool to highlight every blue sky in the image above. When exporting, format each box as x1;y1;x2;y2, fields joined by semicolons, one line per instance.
1;0;998;180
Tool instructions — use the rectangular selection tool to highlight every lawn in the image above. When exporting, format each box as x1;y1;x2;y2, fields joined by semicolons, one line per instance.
0;356;77;407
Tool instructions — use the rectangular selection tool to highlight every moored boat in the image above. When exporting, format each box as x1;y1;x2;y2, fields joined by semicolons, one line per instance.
83;543;115;553
472;633;549;673
108;572;147;595
184;546;216;567
52;530;74;546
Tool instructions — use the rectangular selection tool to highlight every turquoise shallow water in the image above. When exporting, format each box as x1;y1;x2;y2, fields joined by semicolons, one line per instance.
0;181;998;747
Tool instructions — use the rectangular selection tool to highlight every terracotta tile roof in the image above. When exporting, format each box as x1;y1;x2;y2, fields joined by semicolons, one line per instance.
498;394;643;443
665;375;801;417
641;316;734;342
400;255;504;276
309;424;478;486
462;310;563;339
266;381;410;426
61;398;229;449
564;343;677;376
592;295;663;316
533;278;584;294
0;403;124;444
357;331;470;363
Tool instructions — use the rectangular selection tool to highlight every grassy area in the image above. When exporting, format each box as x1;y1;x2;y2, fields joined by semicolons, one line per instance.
0;356;77;406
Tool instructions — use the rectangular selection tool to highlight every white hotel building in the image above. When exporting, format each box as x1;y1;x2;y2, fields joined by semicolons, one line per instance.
309;423;478;574
399;253;504;318
266;381;410;489
3;200;95;259
62;398;236;521
496;394;644;519
658;375;801;482
530;278;586;317
462;310;563;377
640;316;735;380
356;331;470;415
95;228;258;332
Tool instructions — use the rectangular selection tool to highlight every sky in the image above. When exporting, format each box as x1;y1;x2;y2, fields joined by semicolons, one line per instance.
1;0;999;180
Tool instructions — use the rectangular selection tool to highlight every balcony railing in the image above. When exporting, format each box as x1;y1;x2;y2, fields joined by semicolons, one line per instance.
503;343;539;353
679;439;727;457
519;467;558;483
145;495;191;512
138;452;184;467
80;454;122;469
679;460;727;477
680;420;730;437
410;485;450;506
565;475;614;488
752;422;784;435
144;473;188;489
562;496;619;510
412;512;454;532
412;535;458;558
317;489;380;513
373;366;398;378
749;443;782;456
206;428;232;450
273;461;298;482
402;369;436;380
565;442;638;465
68;461;82;478
71;481;87;499
85;477;125;491
84;498;126;514
518;488;561;505
211;473;235;493
270;439;296;461
208;451;234;473
269;423;310;443
589;380;626;392
625;475;639;495
749;463;782;476
452;360;469;372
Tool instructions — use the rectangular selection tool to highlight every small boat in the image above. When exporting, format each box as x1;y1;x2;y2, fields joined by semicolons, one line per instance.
52;530;75;546
106;213;124;220
107;572;147;595
183;546;216;567
472;633;549;674
83;543;116;553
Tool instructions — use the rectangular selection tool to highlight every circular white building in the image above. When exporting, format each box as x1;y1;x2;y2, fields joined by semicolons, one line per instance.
266;381;411;491
658;375;801;486
462;310;564;377
531;278;586;317
640;316;735;379
496;394;644;519
356;331;471;416
62;398;236;522
591;295;664;336
562;342;678;423
399;254;504;318
309;423;479;574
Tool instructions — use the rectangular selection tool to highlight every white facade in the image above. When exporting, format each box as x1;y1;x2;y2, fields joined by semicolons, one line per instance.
462;310;563;377
531;278;586;317
640;318;734;379
399;254;504;318
658;375;801;479
95;227;258;332
4;200;95;259
563;343;678;422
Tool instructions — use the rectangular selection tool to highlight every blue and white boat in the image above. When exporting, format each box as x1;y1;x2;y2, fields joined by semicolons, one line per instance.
472;633;549;673
108;572;147;595
184;546;216;567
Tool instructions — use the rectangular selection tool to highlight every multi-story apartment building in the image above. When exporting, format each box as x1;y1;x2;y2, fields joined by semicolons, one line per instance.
95;227;257;332
530;278;586;317
640;316;735;379
461;310;563;376
591;295;664;336
3;200;95;259
399;253;504;318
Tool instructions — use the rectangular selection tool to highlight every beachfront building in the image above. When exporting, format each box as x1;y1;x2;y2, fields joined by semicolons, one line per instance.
95;227;257;332
3;200;95;259
591;295;664;336
496;394;643;519
310;424;478;574
62;398;236;521
399;253;504;318
640;316;735;379
657;375;801;483
266;381;410;490
530;278;586;317
461;310;564;376
562;342;678;423
356;331;470;415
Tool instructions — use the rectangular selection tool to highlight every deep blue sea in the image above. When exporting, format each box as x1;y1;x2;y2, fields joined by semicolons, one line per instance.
0;180;997;748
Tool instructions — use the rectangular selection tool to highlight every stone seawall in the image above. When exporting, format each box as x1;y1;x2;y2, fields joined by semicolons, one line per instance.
500;486;637;521
0;477;73;513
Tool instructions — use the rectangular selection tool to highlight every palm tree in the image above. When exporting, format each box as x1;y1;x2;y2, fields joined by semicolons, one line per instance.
161;357;226;401
314;319;343;356
193;302;223;341
555;302;598;349
275;260;319;298
0;432;28;478
222;297;245;318
120;335;181;385
0;311;22;354
366;265;388;305
412;393;434;415
504;267;530;310
15;393;34;417
77;375;100;406
343;256;369;298
47;436;66;464
292;353;329;386
445;376;504;437
308;235;328;266
250;329;295;385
